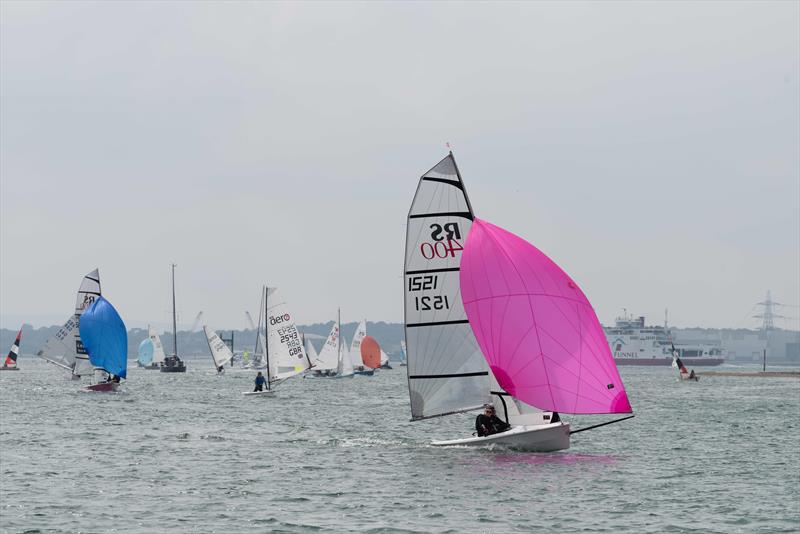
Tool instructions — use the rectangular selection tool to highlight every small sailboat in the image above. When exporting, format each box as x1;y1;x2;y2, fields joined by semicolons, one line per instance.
244;285;312;395
36;269;101;380
247;288;269;370
79;296;128;392
399;340;407;367
404;153;632;452
307;310;353;378
672;343;699;381
137;326;166;369
379;347;392;370
137;338;154;368
350;320;374;376
160;264;187;373
204;325;234;373
1;329;22;371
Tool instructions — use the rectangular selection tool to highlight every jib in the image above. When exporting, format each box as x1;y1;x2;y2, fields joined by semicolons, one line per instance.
429;223;461;241
269;313;291;326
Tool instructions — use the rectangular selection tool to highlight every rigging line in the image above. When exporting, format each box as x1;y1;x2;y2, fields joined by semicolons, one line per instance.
569;415;635;435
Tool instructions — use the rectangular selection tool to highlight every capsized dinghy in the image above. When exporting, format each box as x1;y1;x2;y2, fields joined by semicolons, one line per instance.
404;153;632;452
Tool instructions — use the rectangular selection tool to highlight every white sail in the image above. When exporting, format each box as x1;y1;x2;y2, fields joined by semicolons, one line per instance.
251;333;268;369
73;268;101;376
380;349;389;367
338;333;354;376
149;326;166;364
404;154;490;420
313;322;340;371
265;287;309;382
36;269;101;376
304;335;319;362
204;325;234;369
36;314;80;371
349;320;367;368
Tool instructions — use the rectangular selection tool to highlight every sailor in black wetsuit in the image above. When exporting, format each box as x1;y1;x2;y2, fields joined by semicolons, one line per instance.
475;404;511;437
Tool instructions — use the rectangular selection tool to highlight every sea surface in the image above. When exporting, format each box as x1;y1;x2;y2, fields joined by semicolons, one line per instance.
1;359;799;533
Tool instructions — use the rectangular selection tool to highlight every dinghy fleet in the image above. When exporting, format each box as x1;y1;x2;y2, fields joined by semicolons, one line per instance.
6;152;640;452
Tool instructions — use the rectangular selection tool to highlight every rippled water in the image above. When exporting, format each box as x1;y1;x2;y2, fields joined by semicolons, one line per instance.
1;360;798;533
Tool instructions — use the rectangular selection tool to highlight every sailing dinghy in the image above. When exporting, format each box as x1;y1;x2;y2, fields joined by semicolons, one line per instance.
204;325;235;373
307;311;353;378
1;329;22;371
79;296;128;392
351;320;374;376
404;153;632;452
244;285;312;395
36;269;101;380
672;343;699;381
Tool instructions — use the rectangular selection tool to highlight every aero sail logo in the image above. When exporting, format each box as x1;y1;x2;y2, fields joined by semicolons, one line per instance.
269;314;291;326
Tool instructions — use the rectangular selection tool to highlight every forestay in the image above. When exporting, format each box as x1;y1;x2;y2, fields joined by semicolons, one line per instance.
404;153;489;420
459;219;632;415
265;287;309;381
204;326;234;369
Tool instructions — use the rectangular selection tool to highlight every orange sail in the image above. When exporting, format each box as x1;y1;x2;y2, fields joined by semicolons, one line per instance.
360;336;382;369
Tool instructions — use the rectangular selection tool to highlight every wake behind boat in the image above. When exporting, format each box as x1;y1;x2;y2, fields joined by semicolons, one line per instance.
404;153;633;452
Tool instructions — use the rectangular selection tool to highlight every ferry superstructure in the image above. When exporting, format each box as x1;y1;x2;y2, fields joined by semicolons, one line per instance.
605;315;725;366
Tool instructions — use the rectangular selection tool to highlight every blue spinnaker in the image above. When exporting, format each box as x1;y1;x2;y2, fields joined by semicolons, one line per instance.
137;338;154;366
79;296;128;379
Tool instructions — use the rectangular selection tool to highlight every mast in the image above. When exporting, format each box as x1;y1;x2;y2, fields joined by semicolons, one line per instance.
264;285;271;390
171;263;178;358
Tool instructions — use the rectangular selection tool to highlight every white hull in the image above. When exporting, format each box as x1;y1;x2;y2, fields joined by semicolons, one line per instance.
242;390;275;397
431;422;570;452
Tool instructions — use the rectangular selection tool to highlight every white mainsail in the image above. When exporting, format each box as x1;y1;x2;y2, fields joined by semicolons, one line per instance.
73;268;101;376
304;335;319;362
404;154;490;420
265;287;310;382
204;325;234;369
149;326;166;364
338;332;354;377
313;322;340;371
349;320;367;368
380;349;389;367
37;269;101;377
36;315;80;371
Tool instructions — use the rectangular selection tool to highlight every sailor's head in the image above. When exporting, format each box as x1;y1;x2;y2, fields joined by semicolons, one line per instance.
483;404;495;415
257;371;262;376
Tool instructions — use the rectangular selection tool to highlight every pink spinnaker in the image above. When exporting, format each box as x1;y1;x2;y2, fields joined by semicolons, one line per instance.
459;219;632;415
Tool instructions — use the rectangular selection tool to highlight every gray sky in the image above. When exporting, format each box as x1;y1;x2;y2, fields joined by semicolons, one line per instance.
1;1;798;332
